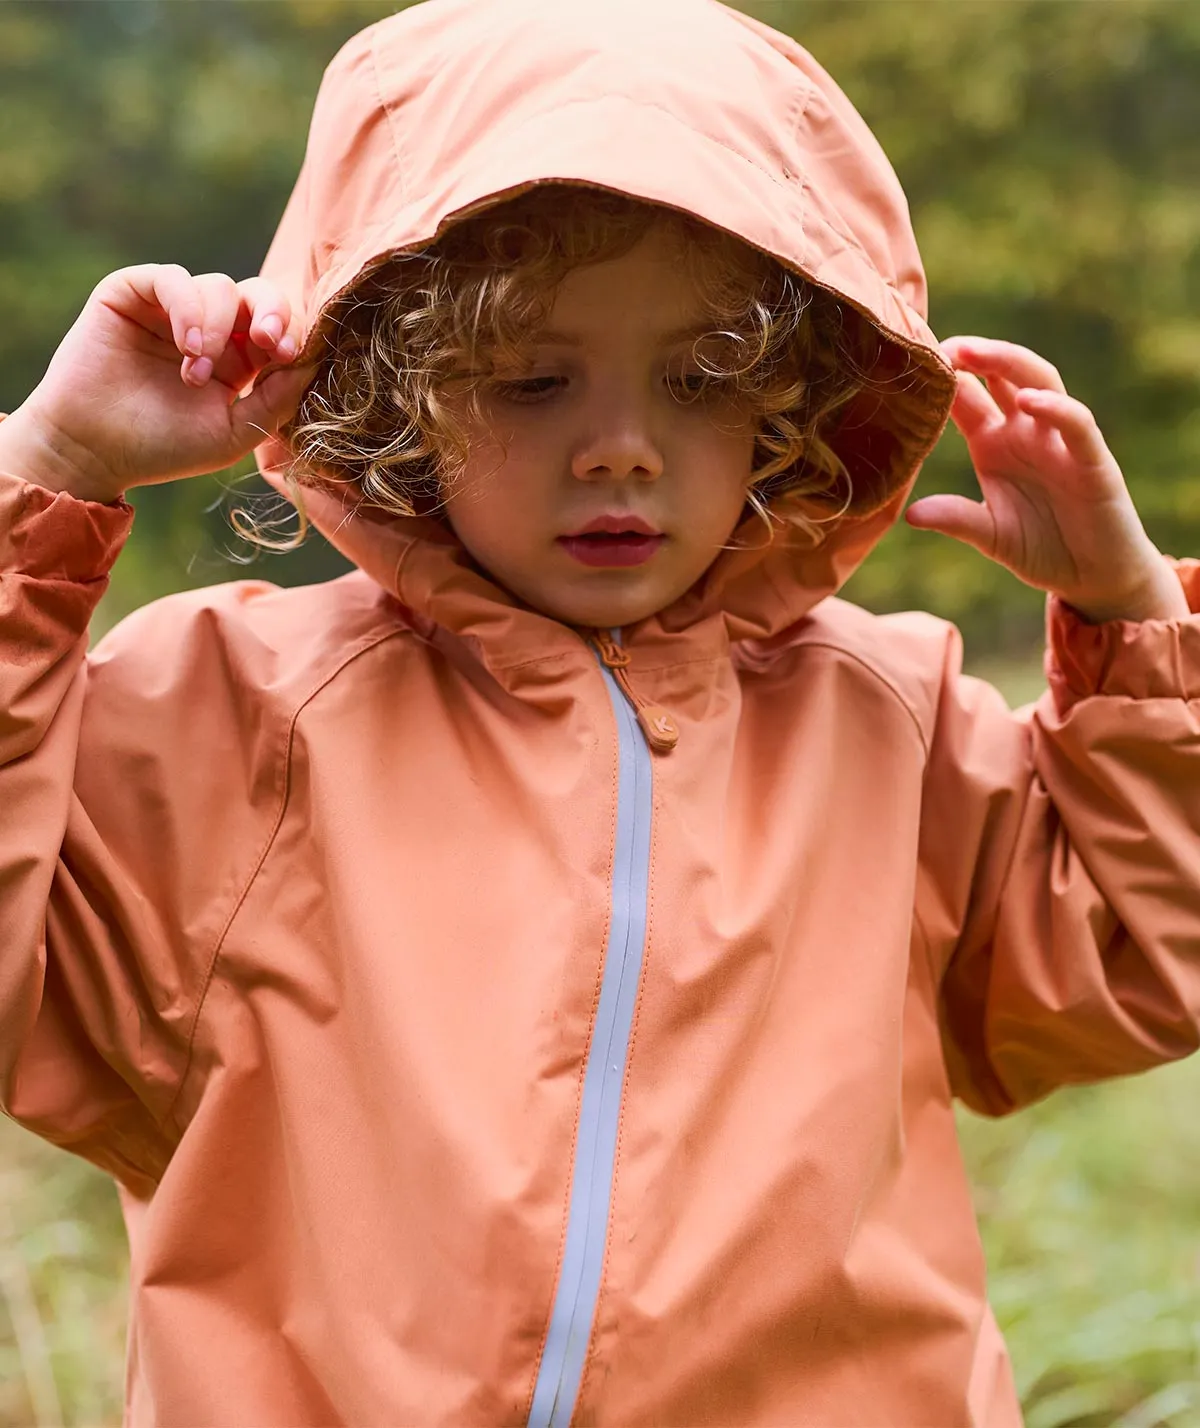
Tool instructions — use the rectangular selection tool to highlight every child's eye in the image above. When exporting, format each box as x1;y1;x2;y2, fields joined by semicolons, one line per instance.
493;376;564;404
668;371;723;401
489;371;728;406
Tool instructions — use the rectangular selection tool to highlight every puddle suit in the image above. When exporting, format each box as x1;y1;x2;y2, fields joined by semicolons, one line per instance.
2;1;1199;1423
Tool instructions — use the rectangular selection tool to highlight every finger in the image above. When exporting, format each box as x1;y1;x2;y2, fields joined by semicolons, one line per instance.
1015;387;1112;466
180;273;243;388
192;272;242;360
941;337;1022;418
946;370;1002;443
941;336;1067;394
206;279;300;391
107;263;205;357
981;371;1021;419
227;363;317;452
209;333;273;394
904;494;996;556
235;277;297;360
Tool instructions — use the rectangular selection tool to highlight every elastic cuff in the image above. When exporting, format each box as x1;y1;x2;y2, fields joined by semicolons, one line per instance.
0;469;134;583
1045;556;1200;711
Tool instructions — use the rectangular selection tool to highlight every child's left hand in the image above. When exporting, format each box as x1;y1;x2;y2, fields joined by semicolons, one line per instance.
905;337;1190;623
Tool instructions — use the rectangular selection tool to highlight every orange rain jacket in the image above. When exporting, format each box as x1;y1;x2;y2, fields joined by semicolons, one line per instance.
3;1;1200;1423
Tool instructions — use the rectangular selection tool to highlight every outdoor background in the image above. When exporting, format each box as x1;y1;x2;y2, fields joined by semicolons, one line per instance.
1;0;1198;1424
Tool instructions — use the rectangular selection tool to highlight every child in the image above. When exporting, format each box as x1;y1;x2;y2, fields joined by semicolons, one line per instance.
1;0;1196;1423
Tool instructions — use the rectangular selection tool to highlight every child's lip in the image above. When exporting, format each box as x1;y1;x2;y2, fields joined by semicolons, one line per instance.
557;533;665;568
563;513;662;537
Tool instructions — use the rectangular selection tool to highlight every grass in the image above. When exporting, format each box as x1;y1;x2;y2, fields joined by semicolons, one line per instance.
3;654;1198;1426
955;1057;1200;1426
0;1119;126;1427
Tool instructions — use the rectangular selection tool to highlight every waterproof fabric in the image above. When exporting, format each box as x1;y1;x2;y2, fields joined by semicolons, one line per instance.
3;0;1200;1423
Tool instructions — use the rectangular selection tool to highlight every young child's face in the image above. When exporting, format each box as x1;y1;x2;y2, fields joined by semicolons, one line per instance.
441;223;760;629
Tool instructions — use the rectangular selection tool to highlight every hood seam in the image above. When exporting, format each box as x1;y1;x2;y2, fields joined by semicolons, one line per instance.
370;25;408;201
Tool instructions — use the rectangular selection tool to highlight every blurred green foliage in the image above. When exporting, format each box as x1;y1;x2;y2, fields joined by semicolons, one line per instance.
3;2;1200;1425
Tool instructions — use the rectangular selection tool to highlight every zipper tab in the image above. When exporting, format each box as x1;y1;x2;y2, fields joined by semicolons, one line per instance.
591;633;679;753
636;704;679;752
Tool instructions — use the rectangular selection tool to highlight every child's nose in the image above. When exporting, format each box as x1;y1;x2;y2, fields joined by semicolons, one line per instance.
570;408;665;484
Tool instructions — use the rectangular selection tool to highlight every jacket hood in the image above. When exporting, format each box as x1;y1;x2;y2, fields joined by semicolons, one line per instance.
256;0;956;647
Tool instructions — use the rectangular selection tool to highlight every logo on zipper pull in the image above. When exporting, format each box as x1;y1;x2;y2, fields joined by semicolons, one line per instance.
638;704;679;752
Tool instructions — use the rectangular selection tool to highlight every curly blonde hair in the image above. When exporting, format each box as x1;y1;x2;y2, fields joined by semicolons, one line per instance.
240;184;896;551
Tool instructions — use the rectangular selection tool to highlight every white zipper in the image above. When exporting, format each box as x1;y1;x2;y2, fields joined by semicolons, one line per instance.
526;630;654;1428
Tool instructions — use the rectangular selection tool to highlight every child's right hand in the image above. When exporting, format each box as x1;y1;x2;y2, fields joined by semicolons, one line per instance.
0;264;315;505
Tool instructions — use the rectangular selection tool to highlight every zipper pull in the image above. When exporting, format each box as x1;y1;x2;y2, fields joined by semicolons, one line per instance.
636;704;680;752
591;633;680;754
593;632;630;669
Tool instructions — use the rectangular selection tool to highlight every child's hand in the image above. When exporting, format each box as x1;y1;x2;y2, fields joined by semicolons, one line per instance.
0;264;315;505
905;337;1189;623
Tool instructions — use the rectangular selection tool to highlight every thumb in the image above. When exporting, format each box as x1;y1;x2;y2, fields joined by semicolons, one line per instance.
228;363;316;453
904;494;995;555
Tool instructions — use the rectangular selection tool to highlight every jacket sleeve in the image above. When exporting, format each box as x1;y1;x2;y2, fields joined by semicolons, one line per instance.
0;468;273;1194
915;557;1200;1117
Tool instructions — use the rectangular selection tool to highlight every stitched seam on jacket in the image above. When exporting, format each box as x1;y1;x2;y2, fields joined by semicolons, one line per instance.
783;76;904;296
619;652;727;677
764;637;931;759
784;638;946;1072
157;625;411;1135
498;650;727;678
370;28;408;198
490;649;585;675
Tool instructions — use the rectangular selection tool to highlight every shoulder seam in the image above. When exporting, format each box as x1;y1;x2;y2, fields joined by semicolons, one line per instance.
777;636;933;760
158;623;409;1133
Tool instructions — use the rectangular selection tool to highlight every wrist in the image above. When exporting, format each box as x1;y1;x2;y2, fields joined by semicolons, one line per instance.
0;405;126;505
1064;554;1190;625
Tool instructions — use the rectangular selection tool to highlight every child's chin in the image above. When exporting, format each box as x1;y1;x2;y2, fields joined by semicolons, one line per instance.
523;579;676;630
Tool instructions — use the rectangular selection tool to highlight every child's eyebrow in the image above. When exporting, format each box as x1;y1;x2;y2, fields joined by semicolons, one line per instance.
531;322;715;348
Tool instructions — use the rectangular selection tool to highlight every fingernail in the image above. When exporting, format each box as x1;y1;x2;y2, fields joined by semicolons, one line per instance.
260;315;284;347
277;334;298;361
186;355;213;384
185;327;204;357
